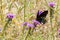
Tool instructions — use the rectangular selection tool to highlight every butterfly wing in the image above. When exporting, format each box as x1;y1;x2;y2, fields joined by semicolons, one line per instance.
36;10;48;24
39;10;48;17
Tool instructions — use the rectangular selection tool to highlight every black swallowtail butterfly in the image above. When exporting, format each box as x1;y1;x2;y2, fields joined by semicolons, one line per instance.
36;10;48;24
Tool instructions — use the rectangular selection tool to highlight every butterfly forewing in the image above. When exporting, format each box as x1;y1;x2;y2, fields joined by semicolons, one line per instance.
36;10;48;24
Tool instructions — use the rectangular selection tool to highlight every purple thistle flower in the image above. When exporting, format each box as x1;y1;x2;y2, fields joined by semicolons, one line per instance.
27;23;35;28
48;2;55;7
37;10;43;15
58;29;60;36
22;22;28;26
58;29;60;33
7;13;14;19
32;20;40;26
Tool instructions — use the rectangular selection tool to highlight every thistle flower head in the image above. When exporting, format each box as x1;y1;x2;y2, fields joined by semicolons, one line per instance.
27;23;35;28
22;22;28;26
58;29;60;36
48;2;55;7
7;13;14;20
32;20;40;26
58;29;60;33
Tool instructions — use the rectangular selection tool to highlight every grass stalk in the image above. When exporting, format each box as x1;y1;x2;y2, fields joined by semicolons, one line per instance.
22;0;26;34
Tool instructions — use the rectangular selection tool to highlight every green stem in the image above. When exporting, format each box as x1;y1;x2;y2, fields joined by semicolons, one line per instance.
50;8;54;27
16;6;24;21
3;19;10;32
1;19;10;39
56;0;59;10
8;2;13;11
24;28;31;40
0;0;4;25
17;6;24;14
50;8;54;40
24;0;26;22
23;0;26;33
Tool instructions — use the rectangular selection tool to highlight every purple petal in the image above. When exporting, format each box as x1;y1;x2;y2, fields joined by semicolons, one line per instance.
58;29;60;33
22;22;28;26
27;23;35;28
48;2;55;7
32;20;40;26
7;13;14;19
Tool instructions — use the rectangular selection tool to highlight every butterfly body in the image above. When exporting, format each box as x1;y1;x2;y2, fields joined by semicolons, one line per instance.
36;10;48;24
